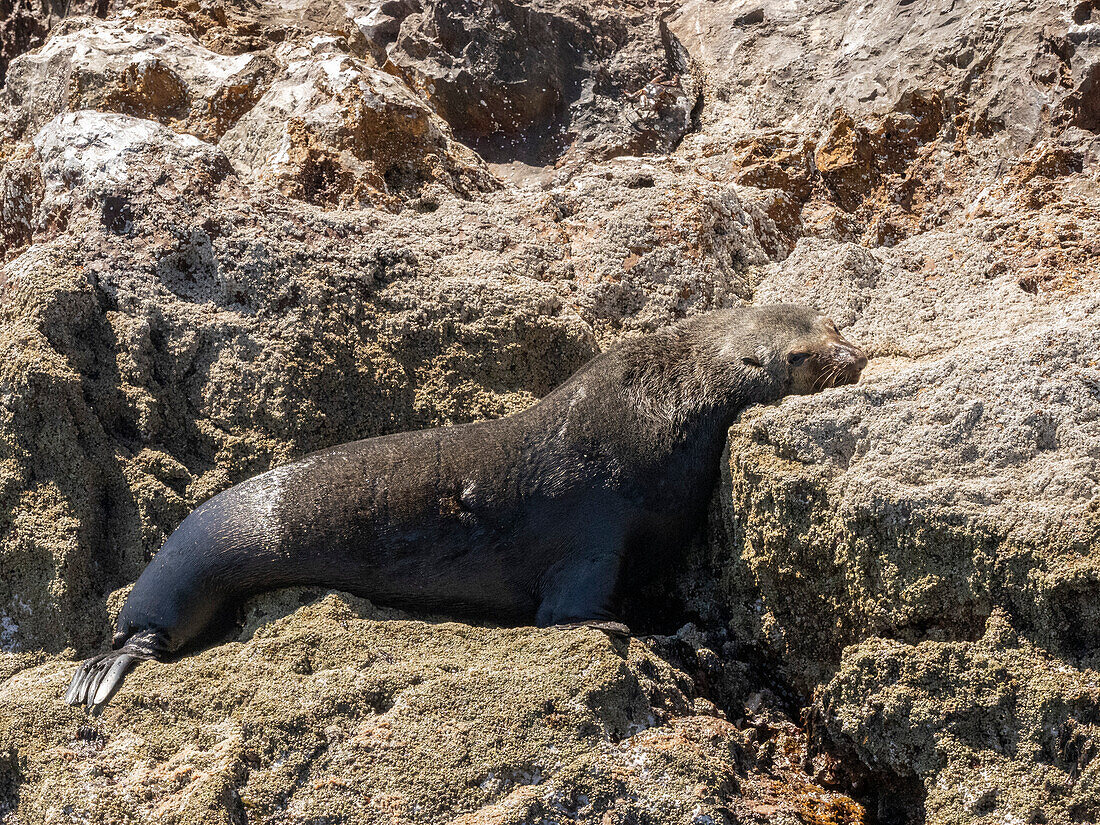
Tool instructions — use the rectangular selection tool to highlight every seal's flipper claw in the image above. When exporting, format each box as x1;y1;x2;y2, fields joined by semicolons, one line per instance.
588;620;631;638
64;663;88;705
64;634;161;712
91;653;136;710
67;657;102;707
84;659;111;710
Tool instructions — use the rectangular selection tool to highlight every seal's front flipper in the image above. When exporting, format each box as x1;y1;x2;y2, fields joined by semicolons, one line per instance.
64;630;165;715
552;619;632;638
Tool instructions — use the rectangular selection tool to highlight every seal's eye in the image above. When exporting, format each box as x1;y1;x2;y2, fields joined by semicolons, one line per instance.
742;356;762;368
787;351;811;366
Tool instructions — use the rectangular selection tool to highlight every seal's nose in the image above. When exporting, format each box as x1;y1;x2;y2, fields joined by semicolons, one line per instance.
830;342;868;370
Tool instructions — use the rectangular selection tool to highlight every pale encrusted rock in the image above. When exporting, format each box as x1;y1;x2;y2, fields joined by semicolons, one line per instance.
670;0;1100;246
707;167;1100;819
219;38;497;207
0;0;70;87
2;16;276;142
541;157;767;337
32;110;233;224
0;140;41;260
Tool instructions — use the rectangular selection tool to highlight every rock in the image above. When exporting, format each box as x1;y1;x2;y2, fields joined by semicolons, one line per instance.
540;157;767;336
703;154;1100;819
4;0;1100;820
0;0;68;88
2;16;277;143
814;111;875;213
0;141;41;261
0;591;863;823
32;110;234;227
813;612;1100;823
669;0;1100;246
219;38;497;207
383;0;696;166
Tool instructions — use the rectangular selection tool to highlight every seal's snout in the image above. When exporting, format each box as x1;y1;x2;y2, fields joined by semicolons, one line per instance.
831;342;868;372
801;321;869;392
824;340;868;388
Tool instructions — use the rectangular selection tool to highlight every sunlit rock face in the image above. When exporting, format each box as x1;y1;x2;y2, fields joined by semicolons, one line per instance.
2;0;1100;821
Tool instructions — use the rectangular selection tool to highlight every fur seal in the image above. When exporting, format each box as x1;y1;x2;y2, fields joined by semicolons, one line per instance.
65;304;867;712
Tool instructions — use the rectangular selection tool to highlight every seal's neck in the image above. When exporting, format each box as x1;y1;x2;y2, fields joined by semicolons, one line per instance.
616;327;776;448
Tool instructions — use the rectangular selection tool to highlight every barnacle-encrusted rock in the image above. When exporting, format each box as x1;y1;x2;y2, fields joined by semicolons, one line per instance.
813;613;1100;823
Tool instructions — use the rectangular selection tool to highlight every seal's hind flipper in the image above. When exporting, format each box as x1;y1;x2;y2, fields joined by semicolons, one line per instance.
65;650;140;714
64;630;166;714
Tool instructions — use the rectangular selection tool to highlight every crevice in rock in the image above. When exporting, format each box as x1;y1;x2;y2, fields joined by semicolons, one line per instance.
0;746;19;819
0;0;65;88
807;705;929;825
658;14;703;150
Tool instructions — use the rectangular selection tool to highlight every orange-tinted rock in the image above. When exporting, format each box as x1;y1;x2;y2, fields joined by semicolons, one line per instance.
815;112;875;212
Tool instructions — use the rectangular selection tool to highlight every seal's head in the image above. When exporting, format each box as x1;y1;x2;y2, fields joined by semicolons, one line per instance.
741;304;868;395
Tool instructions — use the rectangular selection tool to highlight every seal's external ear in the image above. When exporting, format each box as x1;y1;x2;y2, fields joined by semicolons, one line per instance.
742;356;762;368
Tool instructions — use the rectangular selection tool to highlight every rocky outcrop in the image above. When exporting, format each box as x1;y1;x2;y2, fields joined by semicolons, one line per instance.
1;17;276;142
709;209;1100;820
0;0;70;88
662;2;1100;820
219;38;497;207
813;613;1100;824
382;0;696;166
0;591;867;823
3;0;1100;822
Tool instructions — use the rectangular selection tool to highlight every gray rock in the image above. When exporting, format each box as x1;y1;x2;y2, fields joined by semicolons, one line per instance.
33;110;233;222
218;38;497;206
706;161;1100;820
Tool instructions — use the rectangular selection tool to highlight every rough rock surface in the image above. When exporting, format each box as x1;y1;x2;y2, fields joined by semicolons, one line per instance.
0;0;70;88
219;38;496;207
2;0;1100;822
382;0;696;166
1;591;864;824
664;2;1100;820
1;16;276;142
